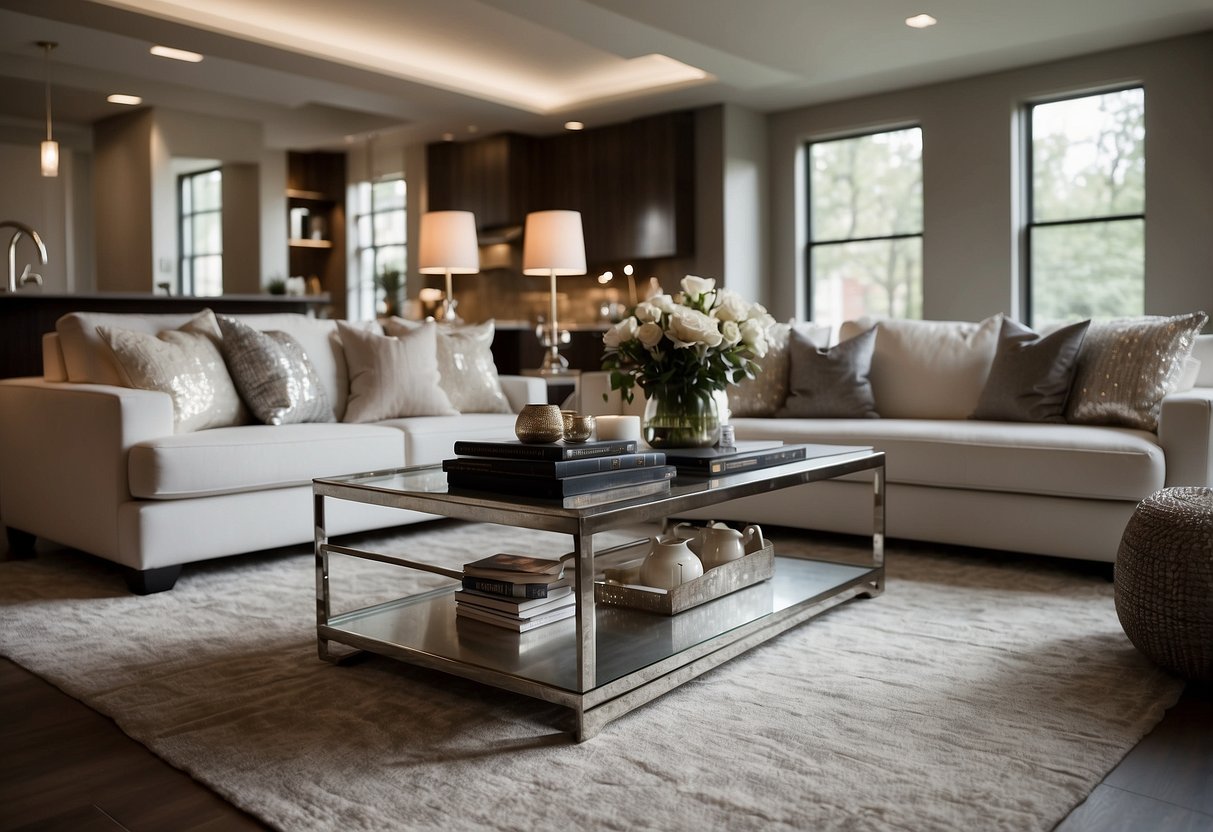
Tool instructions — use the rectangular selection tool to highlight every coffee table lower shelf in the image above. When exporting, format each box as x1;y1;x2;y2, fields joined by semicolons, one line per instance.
318;555;881;740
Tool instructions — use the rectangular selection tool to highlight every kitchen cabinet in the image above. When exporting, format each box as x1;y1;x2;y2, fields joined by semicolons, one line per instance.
426;133;532;231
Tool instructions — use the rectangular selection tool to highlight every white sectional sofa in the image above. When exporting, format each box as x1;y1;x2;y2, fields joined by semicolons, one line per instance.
0;312;543;593
578;315;1213;564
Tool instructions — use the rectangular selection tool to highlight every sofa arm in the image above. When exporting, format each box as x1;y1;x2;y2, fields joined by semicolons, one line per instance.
498;375;548;412
1159;387;1213;487
0;378;174;559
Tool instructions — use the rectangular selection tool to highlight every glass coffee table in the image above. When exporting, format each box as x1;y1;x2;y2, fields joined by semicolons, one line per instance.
312;445;885;741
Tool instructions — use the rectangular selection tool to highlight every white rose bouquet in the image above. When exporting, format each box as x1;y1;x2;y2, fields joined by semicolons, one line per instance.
601;275;775;423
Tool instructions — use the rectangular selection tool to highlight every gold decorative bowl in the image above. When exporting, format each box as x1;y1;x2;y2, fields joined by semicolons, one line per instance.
561;410;596;443
515;404;564;443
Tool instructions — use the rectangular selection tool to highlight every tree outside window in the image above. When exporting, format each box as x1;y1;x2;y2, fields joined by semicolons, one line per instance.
352;178;406;320
179;168;222;297
807;127;923;326
1028;87;1145;327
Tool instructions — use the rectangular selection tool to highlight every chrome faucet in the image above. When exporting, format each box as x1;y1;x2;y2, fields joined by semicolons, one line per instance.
0;221;49;292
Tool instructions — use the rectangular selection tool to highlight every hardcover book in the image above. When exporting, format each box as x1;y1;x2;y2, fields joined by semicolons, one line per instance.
443;451;666;478
447;465;675;498
449;477;671;509
460;576;567;598
454;585;573;614
452;438;637;461
455;600;576;632
463;553;565;577
662;441;810;475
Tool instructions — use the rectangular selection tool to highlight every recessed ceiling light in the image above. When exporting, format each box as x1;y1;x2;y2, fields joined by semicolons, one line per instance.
564;121;585;131
441;132;455;142
150;45;203;62
106;94;142;106
905;13;937;29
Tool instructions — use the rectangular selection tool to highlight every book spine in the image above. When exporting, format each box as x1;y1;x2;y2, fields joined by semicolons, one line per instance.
452;440;636;460
443;452;666;478
709;448;808;475
460;576;549;598
449;465;674;497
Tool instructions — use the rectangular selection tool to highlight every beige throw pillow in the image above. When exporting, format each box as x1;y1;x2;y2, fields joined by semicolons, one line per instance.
840;315;1002;419
98;310;248;433
338;321;458;423
386;318;512;414
1065;311;1208;431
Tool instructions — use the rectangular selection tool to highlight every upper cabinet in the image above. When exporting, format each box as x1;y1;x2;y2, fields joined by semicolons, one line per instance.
426;111;694;264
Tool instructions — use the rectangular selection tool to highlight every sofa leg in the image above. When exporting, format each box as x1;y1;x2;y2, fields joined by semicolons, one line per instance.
5;527;36;558
125;565;183;595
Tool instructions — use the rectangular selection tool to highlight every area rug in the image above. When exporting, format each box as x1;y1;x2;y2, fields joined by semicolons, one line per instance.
0;521;1183;832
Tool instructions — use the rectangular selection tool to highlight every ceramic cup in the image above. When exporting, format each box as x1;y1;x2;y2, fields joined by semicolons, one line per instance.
561;410;596;443
515;404;564;443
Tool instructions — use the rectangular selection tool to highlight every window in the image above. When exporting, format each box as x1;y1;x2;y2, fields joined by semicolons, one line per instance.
352;178;406;320
1028;87;1144;326
179;168;222;297
807;127;923;325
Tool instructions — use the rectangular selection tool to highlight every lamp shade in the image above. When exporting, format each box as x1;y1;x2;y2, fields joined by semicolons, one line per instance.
523;210;586;276
417;211;479;274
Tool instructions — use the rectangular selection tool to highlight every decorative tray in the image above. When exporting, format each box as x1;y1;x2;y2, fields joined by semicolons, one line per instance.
594;533;774;616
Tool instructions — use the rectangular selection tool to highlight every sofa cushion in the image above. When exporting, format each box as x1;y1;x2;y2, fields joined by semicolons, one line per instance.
98;312;248;433
385;318;512;414
375;413;519;466
840;315;1002;419
216;316;333;426
1066;312;1208;431
971;318;1089;423
129;423;404;499
339;321;458;422
58;312;196;385
732;417;1163;501
778;325;878;418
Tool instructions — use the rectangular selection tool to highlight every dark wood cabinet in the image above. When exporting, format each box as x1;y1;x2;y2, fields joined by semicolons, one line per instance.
426;111;694;264
287;151;346;317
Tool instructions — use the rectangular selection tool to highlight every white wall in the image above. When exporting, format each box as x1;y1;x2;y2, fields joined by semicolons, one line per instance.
767;31;1213;324
0;142;78;293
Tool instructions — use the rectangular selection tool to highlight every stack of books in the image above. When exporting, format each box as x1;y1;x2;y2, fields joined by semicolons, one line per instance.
455;553;577;632
444;439;675;507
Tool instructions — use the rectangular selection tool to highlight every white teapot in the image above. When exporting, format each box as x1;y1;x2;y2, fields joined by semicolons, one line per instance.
639;536;703;590
698;523;764;570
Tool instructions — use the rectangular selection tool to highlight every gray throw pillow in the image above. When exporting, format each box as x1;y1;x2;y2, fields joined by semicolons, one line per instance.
217;315;333;426
1065;311;1208;431
970;318;1090;423
776;326;879;419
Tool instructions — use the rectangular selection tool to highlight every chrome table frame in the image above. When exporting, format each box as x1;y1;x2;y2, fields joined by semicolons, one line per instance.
313;447;885;741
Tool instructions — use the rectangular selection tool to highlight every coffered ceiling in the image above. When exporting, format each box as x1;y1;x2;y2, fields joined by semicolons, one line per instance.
0;0;1211;149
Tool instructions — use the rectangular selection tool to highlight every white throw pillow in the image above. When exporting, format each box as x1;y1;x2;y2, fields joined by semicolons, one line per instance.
839;315;1003;419
385;318;512;414
98;310;248;433
338;320;458;423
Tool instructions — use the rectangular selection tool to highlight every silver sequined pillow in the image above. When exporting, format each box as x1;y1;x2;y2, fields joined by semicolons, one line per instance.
217;316;333;426
385;318;511;414
99;310;248;433
1065;311;1208;431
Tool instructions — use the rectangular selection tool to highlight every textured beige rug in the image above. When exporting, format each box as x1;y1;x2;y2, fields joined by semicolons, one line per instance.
0;521;1183;832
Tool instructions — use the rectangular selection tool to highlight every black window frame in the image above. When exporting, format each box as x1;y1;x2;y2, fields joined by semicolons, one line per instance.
178;167;223;296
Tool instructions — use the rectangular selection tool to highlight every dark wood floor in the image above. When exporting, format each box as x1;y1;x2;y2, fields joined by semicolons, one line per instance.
0;656;1210;832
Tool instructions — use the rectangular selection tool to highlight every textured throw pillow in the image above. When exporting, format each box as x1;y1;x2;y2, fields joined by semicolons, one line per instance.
385;318;511;414
338;320;458;423
726;321;832;418
970;318;1090;423
1066;311;1208;431
216;316;333;426
776;326;879;419
839;314;1002;419
98;310;247;433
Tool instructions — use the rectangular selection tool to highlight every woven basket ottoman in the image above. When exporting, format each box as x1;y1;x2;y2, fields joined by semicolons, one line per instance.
1114;486;1213;682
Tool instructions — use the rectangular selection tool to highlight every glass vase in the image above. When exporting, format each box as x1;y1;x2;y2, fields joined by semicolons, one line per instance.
642;389;721;449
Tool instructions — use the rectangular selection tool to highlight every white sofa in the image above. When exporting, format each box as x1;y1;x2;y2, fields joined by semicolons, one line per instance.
578;317;1213;564
0;312;544;593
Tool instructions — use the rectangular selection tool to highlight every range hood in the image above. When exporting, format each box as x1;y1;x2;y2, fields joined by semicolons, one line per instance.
477;224;523;245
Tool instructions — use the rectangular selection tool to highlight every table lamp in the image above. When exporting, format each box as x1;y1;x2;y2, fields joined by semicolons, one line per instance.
523;210;586;375
418;210;479;324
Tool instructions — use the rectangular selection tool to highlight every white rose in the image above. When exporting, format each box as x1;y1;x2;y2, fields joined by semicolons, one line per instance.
740;318;769;357
633;302;662;324
636;321;664;349
668;308;723;348
603;317;638;348
649;293;677;314
720;320;742;347
680;275;716;298
712;289;751;323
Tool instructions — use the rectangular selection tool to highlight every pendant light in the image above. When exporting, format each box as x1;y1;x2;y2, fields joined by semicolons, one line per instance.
38;41;58;178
